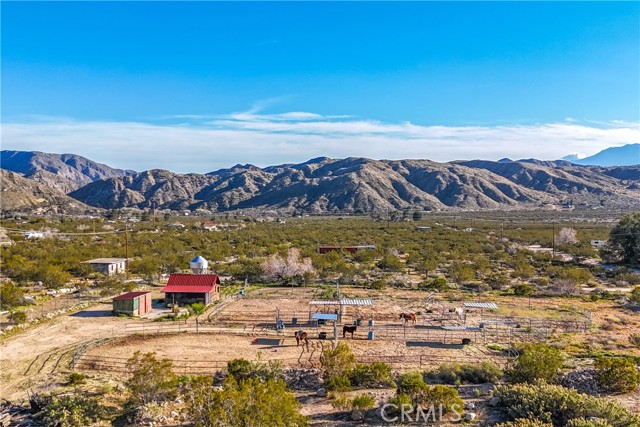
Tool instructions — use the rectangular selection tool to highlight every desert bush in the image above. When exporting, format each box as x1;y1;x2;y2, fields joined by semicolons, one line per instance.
0;281;24;309
630;286;640;304
506;343;564;384
349;362;395;388
321;342;356;386
513;282;535;297
419;276;449;292
594;357;640;394
40;393;104;427
351;394;376;411
325;374;352;392
184;375;307;427
227;358;283;382
629;333;640;348
126;351;177;405
9;310;27;325
497;420;553;427
566;419;614;427
397;371;428;396
426;362;502;384
66;372;86;386
493;381;640;427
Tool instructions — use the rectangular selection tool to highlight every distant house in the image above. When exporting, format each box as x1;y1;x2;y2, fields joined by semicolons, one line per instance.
201;221;217;231
167;222;185;228
415;226;432;232
24;231;44;240
162;273;220;306
318;245;376;254
84;258;127;276
590;240;607;248
112;291;152;316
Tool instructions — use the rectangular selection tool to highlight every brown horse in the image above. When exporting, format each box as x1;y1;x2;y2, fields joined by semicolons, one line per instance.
343;325;357;338
400;312;417;325
295;330;309;347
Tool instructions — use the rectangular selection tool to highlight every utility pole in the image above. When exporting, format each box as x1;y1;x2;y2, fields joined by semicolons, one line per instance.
552;221;555;258
124;222;129;279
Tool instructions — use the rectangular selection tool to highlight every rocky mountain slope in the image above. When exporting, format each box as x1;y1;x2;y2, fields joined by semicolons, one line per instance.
67;157;640;213
0;150;135;192
0;170;92;214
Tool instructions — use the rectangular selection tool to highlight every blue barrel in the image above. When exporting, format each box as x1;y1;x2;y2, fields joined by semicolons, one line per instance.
292;317;297;326
368;331;375;340
369;319;375;327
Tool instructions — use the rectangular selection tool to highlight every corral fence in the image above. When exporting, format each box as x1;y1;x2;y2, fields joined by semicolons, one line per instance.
76;350;510;376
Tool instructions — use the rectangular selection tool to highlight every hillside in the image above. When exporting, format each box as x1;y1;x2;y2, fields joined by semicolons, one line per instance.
0;150;135;192
0;170;93;214
68;157;640;213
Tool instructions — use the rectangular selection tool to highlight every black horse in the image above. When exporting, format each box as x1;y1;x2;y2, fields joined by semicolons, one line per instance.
343;325;357;338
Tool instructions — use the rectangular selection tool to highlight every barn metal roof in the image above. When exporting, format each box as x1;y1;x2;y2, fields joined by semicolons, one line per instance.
162;273;219;293
309;299;373;306
463;302;498;309
112;291;150;301
312;313;338;320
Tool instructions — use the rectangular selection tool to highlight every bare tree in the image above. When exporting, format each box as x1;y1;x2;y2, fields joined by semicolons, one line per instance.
261;248;314;284
557;227;578;245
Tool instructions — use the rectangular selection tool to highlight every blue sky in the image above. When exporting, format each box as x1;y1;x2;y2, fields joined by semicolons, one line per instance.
2;1;639;172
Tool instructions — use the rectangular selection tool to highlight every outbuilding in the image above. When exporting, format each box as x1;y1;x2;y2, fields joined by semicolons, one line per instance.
84;258;127;276
112;291;152;316
162;273;220;306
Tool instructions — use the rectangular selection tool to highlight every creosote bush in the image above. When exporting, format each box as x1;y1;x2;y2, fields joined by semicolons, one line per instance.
493;380;640;427
425;361;502;384
594;357;640;394
506;343;564;384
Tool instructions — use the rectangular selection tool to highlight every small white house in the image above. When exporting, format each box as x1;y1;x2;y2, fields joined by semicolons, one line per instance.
590;240;607;248
84;258;127;276
24;231;44;240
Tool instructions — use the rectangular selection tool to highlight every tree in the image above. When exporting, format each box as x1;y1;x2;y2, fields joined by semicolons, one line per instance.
0;281;24;309
604;212;640;264
125;352;177;405
184;375;307;427
321;342;356;390
261;248;314;284
506;343;564;384
557;227;579;245
420;255;439;278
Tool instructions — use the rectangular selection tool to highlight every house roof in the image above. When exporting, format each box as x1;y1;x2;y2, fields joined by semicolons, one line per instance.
162;273;219;293
113;291;150;301
84;258;127;264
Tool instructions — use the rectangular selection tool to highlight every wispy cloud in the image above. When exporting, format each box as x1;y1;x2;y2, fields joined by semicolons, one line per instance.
2;112;638;173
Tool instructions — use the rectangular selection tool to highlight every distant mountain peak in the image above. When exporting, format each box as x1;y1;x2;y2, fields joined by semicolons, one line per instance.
562;143;640;166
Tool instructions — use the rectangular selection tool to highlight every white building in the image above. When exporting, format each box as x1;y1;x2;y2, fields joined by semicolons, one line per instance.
84;258;127;276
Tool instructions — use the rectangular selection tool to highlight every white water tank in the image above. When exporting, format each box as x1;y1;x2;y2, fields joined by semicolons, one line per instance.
190;255;209;274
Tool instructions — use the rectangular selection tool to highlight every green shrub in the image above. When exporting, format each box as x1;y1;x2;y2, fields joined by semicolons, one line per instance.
41;394;104;427
566;419;614;427
351;394;376;411
426;361;502;384
325;374;352;392
493;381;640;427
349;362;395;388
227;358;283;382
397;371;428;396
321;342;356;386
9;310;27;325
506;343;564;384
184;375;307;427
66;372;86;386
330;394;352;411
513;282;534;297
497;420;553;427
420;385;464;414
594;357;640;394
125;351;177;405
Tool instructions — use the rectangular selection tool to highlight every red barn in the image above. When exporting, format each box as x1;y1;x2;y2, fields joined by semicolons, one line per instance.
162;273;220;306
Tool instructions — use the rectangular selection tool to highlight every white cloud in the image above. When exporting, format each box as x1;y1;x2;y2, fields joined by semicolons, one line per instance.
2;113;638;173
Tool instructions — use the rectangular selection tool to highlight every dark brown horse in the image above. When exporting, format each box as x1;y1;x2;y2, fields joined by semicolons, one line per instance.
295;330;309;347
400;312;417;325
343;325;357;338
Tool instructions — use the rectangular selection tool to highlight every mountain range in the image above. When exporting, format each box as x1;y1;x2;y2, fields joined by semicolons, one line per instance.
563;143;639;167
1;149;639;214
